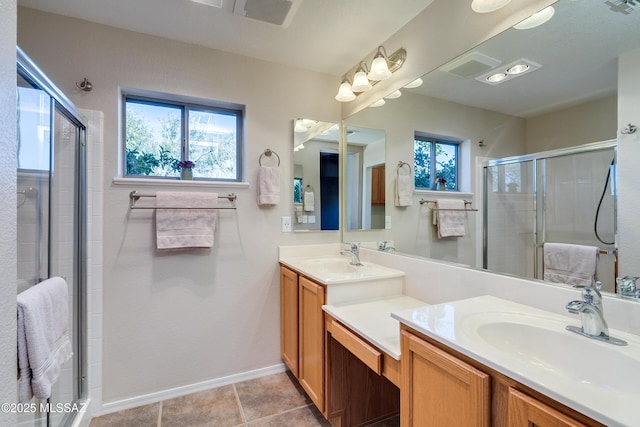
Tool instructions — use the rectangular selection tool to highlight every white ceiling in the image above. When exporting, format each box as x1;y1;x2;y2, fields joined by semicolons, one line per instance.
407;0;640;118
16;0;434;76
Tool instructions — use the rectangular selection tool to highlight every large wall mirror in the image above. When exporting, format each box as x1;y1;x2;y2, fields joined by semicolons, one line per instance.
293;119;340;231
342;0;640;295
345;126;386;230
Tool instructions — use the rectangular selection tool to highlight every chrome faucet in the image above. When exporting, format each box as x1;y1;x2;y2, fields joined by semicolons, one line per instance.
565;281;627;346
377;241;396;252
340;243;363;266
616;276;640;299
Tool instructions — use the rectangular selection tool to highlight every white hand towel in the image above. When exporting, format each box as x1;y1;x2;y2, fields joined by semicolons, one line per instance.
156;192;217;249
543;243;599;287
258;166;280;206
303;191;315;212
432;199;466;238
17;277;73;402
395;175;414;206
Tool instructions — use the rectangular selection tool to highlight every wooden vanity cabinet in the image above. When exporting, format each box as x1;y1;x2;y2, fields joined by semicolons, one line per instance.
400;325;603;427
371;164;386;205
280;266;326;412
401;329;490;427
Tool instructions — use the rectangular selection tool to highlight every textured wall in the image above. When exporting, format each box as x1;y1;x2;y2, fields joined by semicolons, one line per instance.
0;0;17;425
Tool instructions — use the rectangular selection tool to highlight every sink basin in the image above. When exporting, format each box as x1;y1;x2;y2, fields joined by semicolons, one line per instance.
282;256;405;284
461;311;640;394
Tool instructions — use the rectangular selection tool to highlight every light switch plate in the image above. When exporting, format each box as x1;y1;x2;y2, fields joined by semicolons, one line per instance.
385;216;391;229
282;216;292;232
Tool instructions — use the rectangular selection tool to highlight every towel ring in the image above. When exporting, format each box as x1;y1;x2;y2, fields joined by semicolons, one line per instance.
397;161;412;176
259;149;280;167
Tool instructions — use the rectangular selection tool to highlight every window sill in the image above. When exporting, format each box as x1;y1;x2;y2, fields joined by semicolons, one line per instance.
112;177;250;189
415;189;474;197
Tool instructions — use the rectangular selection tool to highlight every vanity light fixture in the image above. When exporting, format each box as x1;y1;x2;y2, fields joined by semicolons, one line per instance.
335;79;356;102
335;45;407;102
351;63;373;92
471;0;511;13
384;90;402;99
369;98;386;108
404;78;423;89
294;118;317;133
513;6;555;30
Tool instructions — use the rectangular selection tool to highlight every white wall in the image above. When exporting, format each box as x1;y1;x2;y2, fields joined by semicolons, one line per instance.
18;7;341;407
525;95;617;152
617;48;640;276
0;0;17;425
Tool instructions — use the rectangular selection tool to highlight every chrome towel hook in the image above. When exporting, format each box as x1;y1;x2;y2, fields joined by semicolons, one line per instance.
621;123;637;135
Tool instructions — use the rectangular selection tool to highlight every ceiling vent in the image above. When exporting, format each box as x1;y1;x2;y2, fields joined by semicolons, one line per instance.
233;0;302;27
606;0;639;14
440;51;502;79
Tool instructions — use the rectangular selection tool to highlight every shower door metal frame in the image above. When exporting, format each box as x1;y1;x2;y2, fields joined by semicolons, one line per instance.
482;139;618;279
17;46;88;425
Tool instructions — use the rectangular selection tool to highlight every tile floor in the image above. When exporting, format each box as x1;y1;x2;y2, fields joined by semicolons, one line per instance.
89;371;400;427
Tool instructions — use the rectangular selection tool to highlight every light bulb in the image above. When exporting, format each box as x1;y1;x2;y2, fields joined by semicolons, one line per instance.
368;55;392;80
404;78;423;89
351;70;372;92
335;81;356;102
514;6;555;30
471;0;511;13
384;90;402;99
369;98;386;108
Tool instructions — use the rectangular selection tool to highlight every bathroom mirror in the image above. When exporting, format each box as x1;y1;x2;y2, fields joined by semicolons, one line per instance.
342;0;640;293
293;119;340;231
345;125;386;230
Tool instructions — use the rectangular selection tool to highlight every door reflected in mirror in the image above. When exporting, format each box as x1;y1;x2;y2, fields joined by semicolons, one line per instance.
292;119;339;231
345;126;386;230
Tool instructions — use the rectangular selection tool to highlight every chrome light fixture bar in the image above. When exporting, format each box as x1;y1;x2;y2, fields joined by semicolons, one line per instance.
335;45;407;102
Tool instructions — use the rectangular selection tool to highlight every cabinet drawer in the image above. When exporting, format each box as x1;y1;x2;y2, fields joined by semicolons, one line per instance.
328;318;382;374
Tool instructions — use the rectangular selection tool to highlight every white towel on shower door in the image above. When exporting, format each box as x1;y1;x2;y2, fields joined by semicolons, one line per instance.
543;242;599;287
17;277;73;402
156;191;217;249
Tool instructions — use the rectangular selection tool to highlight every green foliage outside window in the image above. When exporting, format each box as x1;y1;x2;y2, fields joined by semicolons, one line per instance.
414;138;458;190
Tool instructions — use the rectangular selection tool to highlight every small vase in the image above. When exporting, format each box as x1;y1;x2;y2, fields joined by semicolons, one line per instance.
180;168;193;180
438;183;445;191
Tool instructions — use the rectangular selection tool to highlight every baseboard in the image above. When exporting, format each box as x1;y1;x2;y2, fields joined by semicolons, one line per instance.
98;363;286;416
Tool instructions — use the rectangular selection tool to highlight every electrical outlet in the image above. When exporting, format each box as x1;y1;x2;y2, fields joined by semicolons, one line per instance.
385;216;391;229
282;216;292;232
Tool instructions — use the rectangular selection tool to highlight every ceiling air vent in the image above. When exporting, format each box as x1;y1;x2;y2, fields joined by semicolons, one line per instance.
440;51;502;79
233;0;302;27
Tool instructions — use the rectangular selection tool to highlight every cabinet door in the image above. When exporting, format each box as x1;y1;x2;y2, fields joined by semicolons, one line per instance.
508;388;587;427
299;276;326;411
371;164;386;205
280;266;299;377
401;330;490;427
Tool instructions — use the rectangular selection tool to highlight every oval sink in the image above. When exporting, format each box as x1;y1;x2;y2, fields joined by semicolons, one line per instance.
462;312;640;395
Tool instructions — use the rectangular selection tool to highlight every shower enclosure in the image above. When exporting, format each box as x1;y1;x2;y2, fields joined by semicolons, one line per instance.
17;48;87;427
483;140;617;292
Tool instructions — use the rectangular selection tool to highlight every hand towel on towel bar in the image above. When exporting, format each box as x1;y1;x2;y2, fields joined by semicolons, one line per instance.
432;199;466;238
543;242;599;287
395;175;414;207
156;191;217;249
258;166;280;206
17;277;73;402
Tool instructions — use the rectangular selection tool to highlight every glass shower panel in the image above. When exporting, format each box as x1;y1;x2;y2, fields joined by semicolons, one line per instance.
540;149;616;290
17;80;51;292
17;54;86;427
485;160;535;278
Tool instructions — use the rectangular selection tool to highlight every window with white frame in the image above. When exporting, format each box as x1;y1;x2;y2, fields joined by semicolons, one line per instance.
414;132;461;190
122;91;244;181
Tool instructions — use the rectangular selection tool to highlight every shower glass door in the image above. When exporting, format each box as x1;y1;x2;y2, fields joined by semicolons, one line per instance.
17;50;87;427
483;142;617;291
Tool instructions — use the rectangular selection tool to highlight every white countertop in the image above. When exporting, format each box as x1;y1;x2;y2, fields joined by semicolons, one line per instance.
323;295;427;360
391;295;640;427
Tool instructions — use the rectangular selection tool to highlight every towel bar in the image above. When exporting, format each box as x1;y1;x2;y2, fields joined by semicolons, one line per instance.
420;199;478;211
535;243;616;256
129;191;237;210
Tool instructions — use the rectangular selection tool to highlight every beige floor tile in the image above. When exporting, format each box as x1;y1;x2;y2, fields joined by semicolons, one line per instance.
89;403;160;427
161;385;243;427
235;371;310;421
247;405;331;427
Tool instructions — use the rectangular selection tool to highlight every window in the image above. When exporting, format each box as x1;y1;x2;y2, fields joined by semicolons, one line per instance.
414;133;460;190
123;91;244;181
